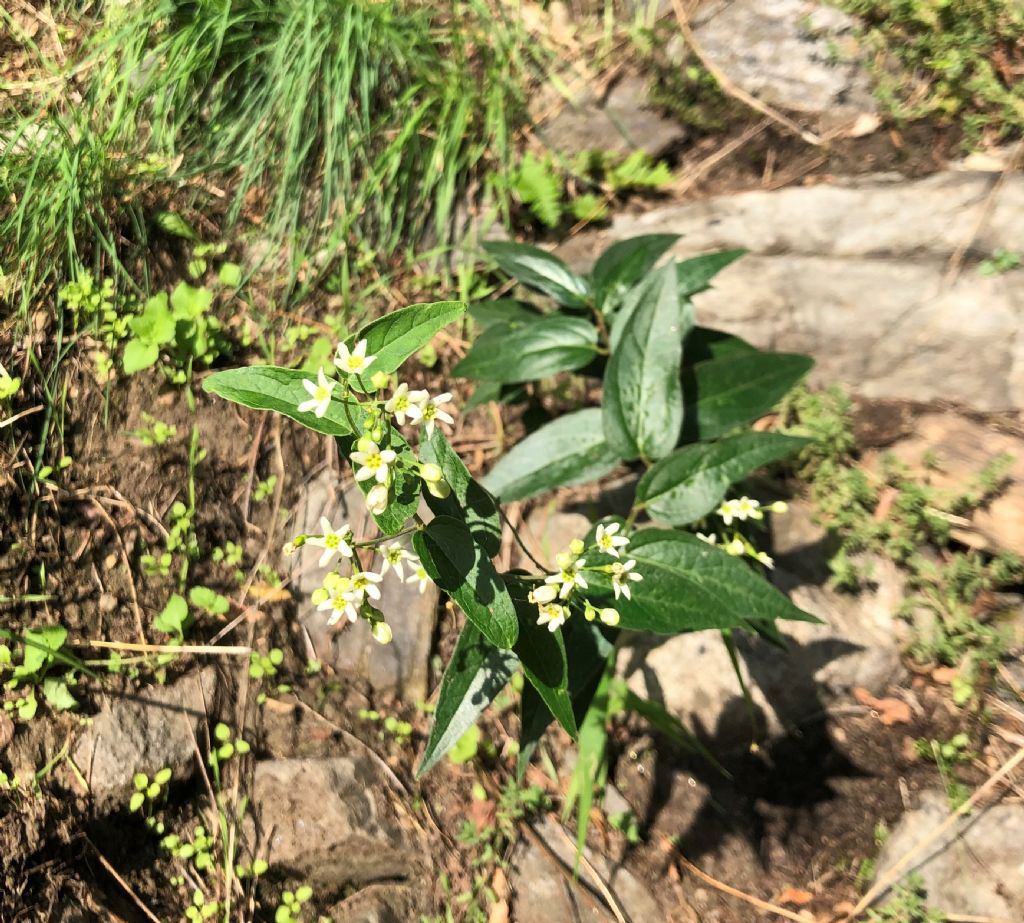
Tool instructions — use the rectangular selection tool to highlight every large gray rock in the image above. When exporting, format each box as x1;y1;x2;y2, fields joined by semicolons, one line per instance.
292;472;437;700
688;0;875;124
71;668;216;813
875;789;1024;919
250;757;425;895
590;172;1024;411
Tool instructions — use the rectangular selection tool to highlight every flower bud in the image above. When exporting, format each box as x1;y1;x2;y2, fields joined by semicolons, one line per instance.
284;534;306;553
528;584;558;605
356;435;376;454
371;621;393;645
583;601;598;622
599;607;620;627
366;483;389;515
569;538;585;556
370;427;384;442
419;462;443;483
370;370;390;391
425;477;451;500
768;500;789;514
311;588;328;606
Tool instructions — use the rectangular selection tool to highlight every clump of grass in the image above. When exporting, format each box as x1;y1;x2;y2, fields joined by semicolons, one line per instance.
838;0;1024;146
1;0;538;309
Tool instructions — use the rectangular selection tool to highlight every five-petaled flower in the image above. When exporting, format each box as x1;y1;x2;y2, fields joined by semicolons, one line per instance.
418;391;454;437
536;602;569;632
545;556;588;599
595;522;629;558
380;543;416;581
610;559;642;600
307;517;353;567
385;382;427;426
406;564;431;594
347;570;384;603
351;440;397;484
298;367;336;419
335;338;376;376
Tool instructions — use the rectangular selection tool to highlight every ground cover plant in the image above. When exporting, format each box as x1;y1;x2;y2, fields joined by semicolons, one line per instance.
204;236;818;851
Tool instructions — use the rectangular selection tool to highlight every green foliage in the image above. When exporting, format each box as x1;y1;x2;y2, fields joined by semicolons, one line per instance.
0;625;86;717
838;0;1024;145
866;874;946;922
129;414;178;447
977;248;1022;276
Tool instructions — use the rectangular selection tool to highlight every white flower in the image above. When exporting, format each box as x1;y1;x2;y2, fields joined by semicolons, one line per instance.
417;391;455;438
696;532;717;545
297;367;336;418
346;570;383;603
754;550;775;569
528;584;558;605
406;564;431;594
610;559;642;601
717;497;762;525
595;522;629;558
536;602;569;632
545;557;588;600
366;482;389;515
384;383;428;426
380;543;415;581
335;338;376;376
351;439;397;484
318;587;359;626
723;536;746;556
307;517;353;567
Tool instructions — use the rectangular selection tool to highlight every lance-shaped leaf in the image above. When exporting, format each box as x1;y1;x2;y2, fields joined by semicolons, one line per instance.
584;529;818;634
682;351;814;442
203;366;357;436
452;315;599;383
590;234;680;310
352;301;466;377
414;516;518;649
417;623;519;777
603;263;691;461
676;248;746;297
481;407;620;502
683;325;757;366
483;241;590;307
636;432;810;525
420;429;501;558
469;299;543;330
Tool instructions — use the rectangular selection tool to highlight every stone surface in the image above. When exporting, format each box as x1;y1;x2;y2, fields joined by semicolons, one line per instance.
71;668;216;813
875;789;1024;919
867;412;1024;557
576;172;1024;411
250;757;425;895
689;0;875;123
536;73;686;158
517;505;592;571
619;501;908;748
509;816;664;923
292;471;437;700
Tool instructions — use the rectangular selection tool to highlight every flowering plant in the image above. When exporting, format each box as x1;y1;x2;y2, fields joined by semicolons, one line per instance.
203;236;818;785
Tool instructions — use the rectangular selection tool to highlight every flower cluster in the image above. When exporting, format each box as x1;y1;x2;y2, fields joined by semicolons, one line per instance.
695;496;788;569
527;523;642;633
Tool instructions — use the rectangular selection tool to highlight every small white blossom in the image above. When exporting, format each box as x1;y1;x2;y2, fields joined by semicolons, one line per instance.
335;338;376;376
346;570;383;603
536;602;569;632
297;367;336;418
307;517;353;567
754;550;775;569
385;382;428;426
318;589;359;626
351;440;397;484
528;584;558;605
406;564;431;594
380;543;416;581
366;482;389;515
723;536;746;556
417;391;455;438
696;532;717;545
610;559;642;601
545;557;588;600
717;496;762;525
595;522;629;558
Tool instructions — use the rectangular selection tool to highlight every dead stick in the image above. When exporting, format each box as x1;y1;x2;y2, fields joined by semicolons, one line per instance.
87;839;163;923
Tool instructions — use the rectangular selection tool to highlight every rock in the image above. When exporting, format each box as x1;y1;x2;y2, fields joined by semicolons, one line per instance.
688;0;875;126
866;412;1024;557
536;73;686;158
516;506;592;571
292;472;437;701
589;172;1024;411
249;757;425;897
72;668;216;813
508;816;664;922
875;789;1024;919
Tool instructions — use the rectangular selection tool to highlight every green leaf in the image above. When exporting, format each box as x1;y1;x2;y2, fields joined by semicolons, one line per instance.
338;435;421;535
590;234;680;310
154;594;190;638
452;315;598;383
676;249;746;297
468;299;542;330
42;678;78;711
14;626;67;679
122;338;158;375
202;366;358;437
128;293;176;346
584;529;818;634
509;588;576;738
413;516;518;649
218;262;242;287
170;282;214;320
417;623;518;777
353;301;466;378
483;241;590;307
188;585;230;615
636;432;810;525
512;151;564;228
481;407;620;502
420;430;501;558
684;325;757;365
155;211;198;241
683;352;814;442
603;263;691;461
